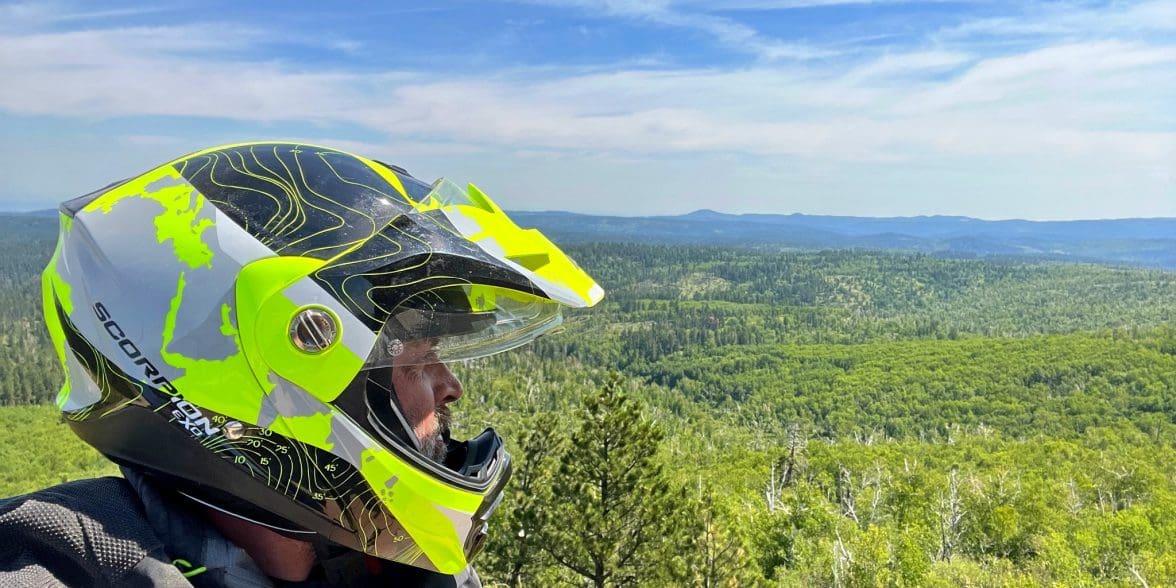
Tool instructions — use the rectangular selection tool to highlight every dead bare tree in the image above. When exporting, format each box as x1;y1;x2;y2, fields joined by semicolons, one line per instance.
1097;464;1139;513
835;462;886;529
765;461;784;513
765;424;806;512
837;465;860;525
831;530;853;588
1066;477;1083;514
935;468;965;561
1129;558;1151;588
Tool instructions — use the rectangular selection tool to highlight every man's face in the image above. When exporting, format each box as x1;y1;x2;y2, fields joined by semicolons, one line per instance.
391;339;464;462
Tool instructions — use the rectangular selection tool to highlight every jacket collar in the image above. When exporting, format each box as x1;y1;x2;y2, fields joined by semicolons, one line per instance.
121;466;274;587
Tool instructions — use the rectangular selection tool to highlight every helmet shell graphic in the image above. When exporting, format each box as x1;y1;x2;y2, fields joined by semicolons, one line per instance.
41;142;603;574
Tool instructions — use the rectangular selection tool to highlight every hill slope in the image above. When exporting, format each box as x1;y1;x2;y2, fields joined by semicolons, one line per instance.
512;210;1176;269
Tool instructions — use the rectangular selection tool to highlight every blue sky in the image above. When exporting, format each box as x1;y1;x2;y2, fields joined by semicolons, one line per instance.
0;1;1172;219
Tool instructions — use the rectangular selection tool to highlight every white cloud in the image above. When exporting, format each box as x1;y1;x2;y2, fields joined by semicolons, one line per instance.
842;50;972;81
0;1;1172;217
0;25;264;67
936;0;1176;41
514;0;838;60
1;22;1171;163
677;0;953;8
0;2;171;31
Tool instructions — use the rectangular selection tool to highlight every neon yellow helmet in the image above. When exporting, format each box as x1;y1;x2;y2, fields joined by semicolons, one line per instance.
41;142;602;574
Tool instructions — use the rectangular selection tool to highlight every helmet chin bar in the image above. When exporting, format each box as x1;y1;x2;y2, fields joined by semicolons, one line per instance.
446;428;504;478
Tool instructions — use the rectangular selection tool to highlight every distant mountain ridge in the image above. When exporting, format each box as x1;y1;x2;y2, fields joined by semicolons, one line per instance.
12;208;1174;269
510;210;1176;270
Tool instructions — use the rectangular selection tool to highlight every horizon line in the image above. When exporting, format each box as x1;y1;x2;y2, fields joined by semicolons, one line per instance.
3;206;1174;224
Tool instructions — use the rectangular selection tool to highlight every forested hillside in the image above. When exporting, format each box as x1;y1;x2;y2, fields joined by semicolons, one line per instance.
0;216;63;405
2;216;1173;586
461;246;1176;586
513;211;1176;269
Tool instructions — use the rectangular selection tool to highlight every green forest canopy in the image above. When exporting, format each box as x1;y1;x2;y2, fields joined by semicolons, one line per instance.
2;216;1174;586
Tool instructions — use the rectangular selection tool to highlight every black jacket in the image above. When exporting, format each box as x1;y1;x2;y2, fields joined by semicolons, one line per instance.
0;470;480;587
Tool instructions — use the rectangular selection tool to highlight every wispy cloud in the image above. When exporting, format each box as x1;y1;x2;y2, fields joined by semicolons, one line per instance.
0;2;172;30
935;0;1176;41
513;0;839;60
3;20;1167;165
678;0;954;8
0;0;1171;218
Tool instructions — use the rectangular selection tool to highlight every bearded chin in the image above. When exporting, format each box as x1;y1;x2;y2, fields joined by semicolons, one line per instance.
418;405;452;462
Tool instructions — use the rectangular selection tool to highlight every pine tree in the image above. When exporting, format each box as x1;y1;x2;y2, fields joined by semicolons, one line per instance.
691;489;759;588
540;373;693;587
480;412;565;587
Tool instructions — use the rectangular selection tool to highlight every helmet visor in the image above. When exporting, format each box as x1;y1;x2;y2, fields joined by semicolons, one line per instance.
363;284;563;368
308;175;571;369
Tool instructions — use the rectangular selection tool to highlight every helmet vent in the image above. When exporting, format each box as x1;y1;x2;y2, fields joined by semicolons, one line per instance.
290;308;338;353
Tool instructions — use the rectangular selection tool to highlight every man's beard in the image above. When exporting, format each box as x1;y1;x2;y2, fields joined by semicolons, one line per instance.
417;404;452;463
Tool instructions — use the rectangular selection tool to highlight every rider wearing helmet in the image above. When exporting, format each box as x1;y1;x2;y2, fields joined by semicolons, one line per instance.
0;142;602;586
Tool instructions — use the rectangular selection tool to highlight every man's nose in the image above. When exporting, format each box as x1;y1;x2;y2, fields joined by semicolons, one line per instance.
432;363;464;405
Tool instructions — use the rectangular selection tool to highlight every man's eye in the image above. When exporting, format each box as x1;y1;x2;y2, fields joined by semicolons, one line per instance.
410;350;440;364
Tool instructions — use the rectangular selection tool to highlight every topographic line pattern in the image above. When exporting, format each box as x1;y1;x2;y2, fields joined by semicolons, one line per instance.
198;410;407;555
178;142;542;334
176;143;411;261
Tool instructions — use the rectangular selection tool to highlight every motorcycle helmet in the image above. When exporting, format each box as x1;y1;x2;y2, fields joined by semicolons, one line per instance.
41;141;602;574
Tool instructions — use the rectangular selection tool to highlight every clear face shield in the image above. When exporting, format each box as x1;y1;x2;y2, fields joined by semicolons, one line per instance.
310;178;563;489
364;285;564;368
359;285;558;480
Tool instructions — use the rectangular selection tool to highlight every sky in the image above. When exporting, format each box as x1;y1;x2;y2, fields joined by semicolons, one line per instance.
0;1;1172;219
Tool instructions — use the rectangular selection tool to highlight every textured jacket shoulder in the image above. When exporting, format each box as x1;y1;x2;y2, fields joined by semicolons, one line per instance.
0;477;191;587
